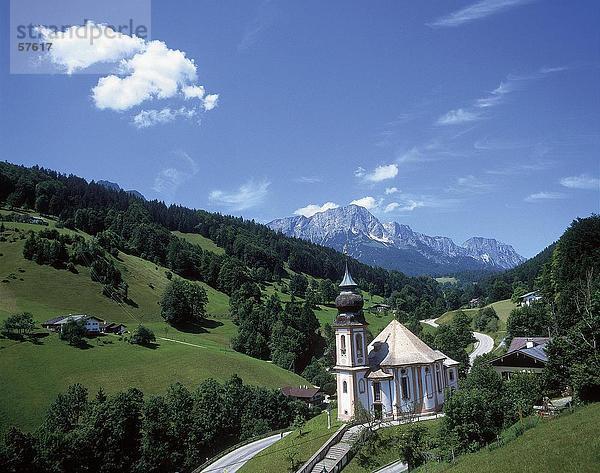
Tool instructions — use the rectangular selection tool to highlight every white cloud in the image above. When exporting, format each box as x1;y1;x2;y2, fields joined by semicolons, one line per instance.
437;108;481;125
524;191;567;202
209;180;270;211
294;202;339;217
560;174;600;190
92;40;199;111
202;94;219;111
356;164;398;182
385;187;399;195
183;85;205;99
38;23;145;74
132;107;197;128
384;200;424;213
429;0;535;28
350;196;380;210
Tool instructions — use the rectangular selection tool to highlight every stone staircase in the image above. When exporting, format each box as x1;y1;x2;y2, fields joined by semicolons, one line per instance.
310;428;360;473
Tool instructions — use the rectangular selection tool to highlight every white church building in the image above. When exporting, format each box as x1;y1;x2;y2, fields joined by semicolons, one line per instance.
334;267;459;421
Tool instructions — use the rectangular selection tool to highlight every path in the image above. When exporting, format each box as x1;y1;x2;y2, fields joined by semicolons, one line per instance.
199;432;290;473
157;336;210;349
374;459;408;473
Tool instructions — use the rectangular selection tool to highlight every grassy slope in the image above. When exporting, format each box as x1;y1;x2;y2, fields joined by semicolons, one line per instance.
344;419;441;473
436;299;516;346
0;223;306;433
172;230;225;255
239;411;343;473
420;404;600;473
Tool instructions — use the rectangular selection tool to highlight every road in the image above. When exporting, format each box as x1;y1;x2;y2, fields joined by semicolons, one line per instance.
375;459;408;473
199;432;290;473
420;317;494;365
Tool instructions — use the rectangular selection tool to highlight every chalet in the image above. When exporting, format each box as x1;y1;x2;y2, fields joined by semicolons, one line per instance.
42;315;104;334
518;291;542;307
489;337;550;380
281;386;323;406
370;303;391;314
469;298;482;308
101;322;127;335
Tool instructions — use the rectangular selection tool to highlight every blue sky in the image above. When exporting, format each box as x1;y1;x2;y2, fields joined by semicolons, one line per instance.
1;0;599;257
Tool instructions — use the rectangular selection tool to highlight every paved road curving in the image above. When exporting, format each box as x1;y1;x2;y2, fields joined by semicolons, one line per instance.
199;432;290;473
420;317;494;365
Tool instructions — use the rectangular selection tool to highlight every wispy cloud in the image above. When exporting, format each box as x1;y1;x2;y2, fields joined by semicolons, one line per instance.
560;174;600;190
385;187;400;195
447;175;494;194
153;151;199;200
524;191;567;203
384;200;424;213
437;108;482;126
132;107;197;129
209;179;270;211
238;0;278;52
294;176;322;184
355;164;398;182
429;0;536;28
294;202;339;217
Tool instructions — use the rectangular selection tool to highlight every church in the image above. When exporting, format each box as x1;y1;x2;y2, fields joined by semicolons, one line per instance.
333;266;459;421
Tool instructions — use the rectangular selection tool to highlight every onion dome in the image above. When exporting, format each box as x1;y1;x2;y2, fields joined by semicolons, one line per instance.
334;264;366;326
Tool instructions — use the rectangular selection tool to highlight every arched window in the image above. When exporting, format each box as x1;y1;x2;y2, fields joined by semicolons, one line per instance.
356;333;363;358
400;369;410;400
342;381;348;393
436;365;442;392
340;335;346;355
448;369;454;382
425;367;433;398
359;379;365;393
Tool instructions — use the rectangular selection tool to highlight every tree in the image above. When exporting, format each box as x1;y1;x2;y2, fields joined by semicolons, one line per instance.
319;279;338;304
160;279;208;325
289;273;308;297
506;304;551;345
1;312;35;337
59;319;87;346
396;423;428;470
130;325;155;346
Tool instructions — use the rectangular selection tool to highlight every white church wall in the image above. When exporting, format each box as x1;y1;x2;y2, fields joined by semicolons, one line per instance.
337;372;354;420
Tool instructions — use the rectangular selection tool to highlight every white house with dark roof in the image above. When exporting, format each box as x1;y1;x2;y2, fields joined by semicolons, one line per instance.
42;314;104;333
489;337;550;379
333;266;459;421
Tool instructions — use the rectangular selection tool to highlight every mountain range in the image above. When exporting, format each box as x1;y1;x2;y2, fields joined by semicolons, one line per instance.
268;205;525;276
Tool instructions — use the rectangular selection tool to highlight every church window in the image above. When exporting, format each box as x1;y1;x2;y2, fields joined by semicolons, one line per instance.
356;333;363;357
342;381;348;393
359;379;365;393
436;365;442;392
448;369;454;382
425;367;433;398
373;382;381;402
401;370;410;400
340;335;346;355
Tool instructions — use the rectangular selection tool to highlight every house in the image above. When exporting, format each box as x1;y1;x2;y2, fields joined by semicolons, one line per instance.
489;337;550;380
469;298;481;308
334;266;459;422
42;315;104;334
101;322;127;334
281;386;323;406
518;291;543;307
370;303;391;314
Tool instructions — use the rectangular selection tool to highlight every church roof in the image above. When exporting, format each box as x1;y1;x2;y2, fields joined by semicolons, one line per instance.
339;264;358;289
368;320;445;367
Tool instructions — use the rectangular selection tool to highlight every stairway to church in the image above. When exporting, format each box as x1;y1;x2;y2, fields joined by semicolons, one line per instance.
310;427;361;473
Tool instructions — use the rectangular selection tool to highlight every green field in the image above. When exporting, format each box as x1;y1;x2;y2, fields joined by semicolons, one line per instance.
435;277;458;284
418;403;600;473
0;223;307;433
239;411;343;473
172;230;225;255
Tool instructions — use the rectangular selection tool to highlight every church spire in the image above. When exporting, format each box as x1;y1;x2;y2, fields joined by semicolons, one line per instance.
339;263;358;291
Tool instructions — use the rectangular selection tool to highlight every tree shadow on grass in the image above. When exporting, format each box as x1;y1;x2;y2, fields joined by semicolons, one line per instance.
170;318;224;334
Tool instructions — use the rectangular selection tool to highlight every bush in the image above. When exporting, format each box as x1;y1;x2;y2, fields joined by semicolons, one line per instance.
130;325;155;346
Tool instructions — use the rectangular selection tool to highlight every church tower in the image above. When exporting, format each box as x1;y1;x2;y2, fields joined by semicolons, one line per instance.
333;265;369;421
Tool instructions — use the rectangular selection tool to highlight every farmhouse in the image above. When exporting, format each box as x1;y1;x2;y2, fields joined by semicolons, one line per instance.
281;386;323;406
370;303;392;314
42;314;104;334
489;337;550;379
518;291;543;307
101;322;127;335
334;266;459;421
